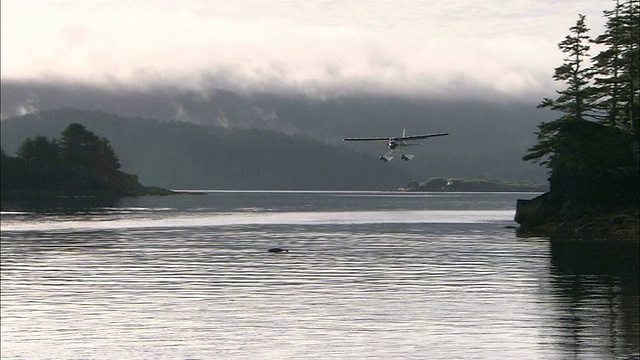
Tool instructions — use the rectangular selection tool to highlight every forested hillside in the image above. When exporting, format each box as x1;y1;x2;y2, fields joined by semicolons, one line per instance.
1;83;551;183
1;108;413;190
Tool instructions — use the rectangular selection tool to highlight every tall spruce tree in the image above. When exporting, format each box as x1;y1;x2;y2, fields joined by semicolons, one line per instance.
525;14;594;167
591;0;639;134
59;123;126;191
538;14;595;121
525;8;639;206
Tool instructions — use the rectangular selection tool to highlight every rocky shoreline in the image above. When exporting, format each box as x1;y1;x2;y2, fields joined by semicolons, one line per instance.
515;192;639;240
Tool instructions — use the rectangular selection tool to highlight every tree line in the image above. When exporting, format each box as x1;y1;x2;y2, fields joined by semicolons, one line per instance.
524;0;639;208
1;123;143;197
1;109;415;191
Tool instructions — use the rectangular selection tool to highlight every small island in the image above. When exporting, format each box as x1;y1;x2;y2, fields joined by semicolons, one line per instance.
514;10;639;240
1;123;176;201
400;177;547;192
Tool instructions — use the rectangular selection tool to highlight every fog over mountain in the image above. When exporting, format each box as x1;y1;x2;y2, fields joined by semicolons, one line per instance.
1;81;551;184
2;107;424;190
2;1;605;99
2;0;610;186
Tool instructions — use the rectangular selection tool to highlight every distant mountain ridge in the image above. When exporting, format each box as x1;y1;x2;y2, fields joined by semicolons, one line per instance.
1;108;414;190
1;81;550;182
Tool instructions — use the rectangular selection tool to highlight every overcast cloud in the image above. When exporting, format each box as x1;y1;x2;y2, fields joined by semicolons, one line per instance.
1;0;608;99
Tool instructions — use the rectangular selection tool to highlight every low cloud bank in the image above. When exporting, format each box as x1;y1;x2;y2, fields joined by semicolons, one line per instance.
1;0;605;100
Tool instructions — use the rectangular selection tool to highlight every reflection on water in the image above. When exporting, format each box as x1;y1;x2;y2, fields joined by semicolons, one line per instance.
1;192;638;359
548;239;639;359
0;195;121;214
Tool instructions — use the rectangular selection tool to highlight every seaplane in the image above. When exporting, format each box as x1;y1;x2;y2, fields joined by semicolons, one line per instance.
343;129;448;162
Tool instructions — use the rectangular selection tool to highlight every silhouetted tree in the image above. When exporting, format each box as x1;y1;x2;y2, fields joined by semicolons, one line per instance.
1;148;25;192
538;14;595;122
525;15;596;170
591;0;639;134
525;9;639;207
16;136;60;184
60;123;100;170
2;123;143;197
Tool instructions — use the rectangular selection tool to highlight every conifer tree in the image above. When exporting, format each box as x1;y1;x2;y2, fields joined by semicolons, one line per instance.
525;8;639;206
525;14;594;166
59;123;124;191
591;0;639;134
16;136;60;184
59;123;101;170
538;14;595;121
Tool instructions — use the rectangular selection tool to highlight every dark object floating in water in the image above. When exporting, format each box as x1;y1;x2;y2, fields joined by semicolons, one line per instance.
268;248;289;253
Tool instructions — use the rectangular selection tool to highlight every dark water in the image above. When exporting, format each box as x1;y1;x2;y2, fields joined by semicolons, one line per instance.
1;191;638;359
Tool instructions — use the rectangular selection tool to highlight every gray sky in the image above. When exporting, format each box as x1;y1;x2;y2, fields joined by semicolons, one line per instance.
1;0;608;99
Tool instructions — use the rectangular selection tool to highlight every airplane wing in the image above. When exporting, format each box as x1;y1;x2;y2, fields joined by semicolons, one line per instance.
343;137;390;142
399;132;449;141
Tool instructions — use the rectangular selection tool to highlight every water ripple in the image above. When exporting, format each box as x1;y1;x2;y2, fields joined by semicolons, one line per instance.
2;192;638;360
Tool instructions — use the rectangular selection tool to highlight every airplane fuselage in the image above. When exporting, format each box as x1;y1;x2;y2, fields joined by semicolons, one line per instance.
388;138;420;150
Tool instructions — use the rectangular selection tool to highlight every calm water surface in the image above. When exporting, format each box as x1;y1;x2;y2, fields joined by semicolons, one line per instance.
1;191;638;359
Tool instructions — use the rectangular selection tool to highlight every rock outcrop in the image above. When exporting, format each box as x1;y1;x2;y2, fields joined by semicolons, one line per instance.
516;192;639;240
